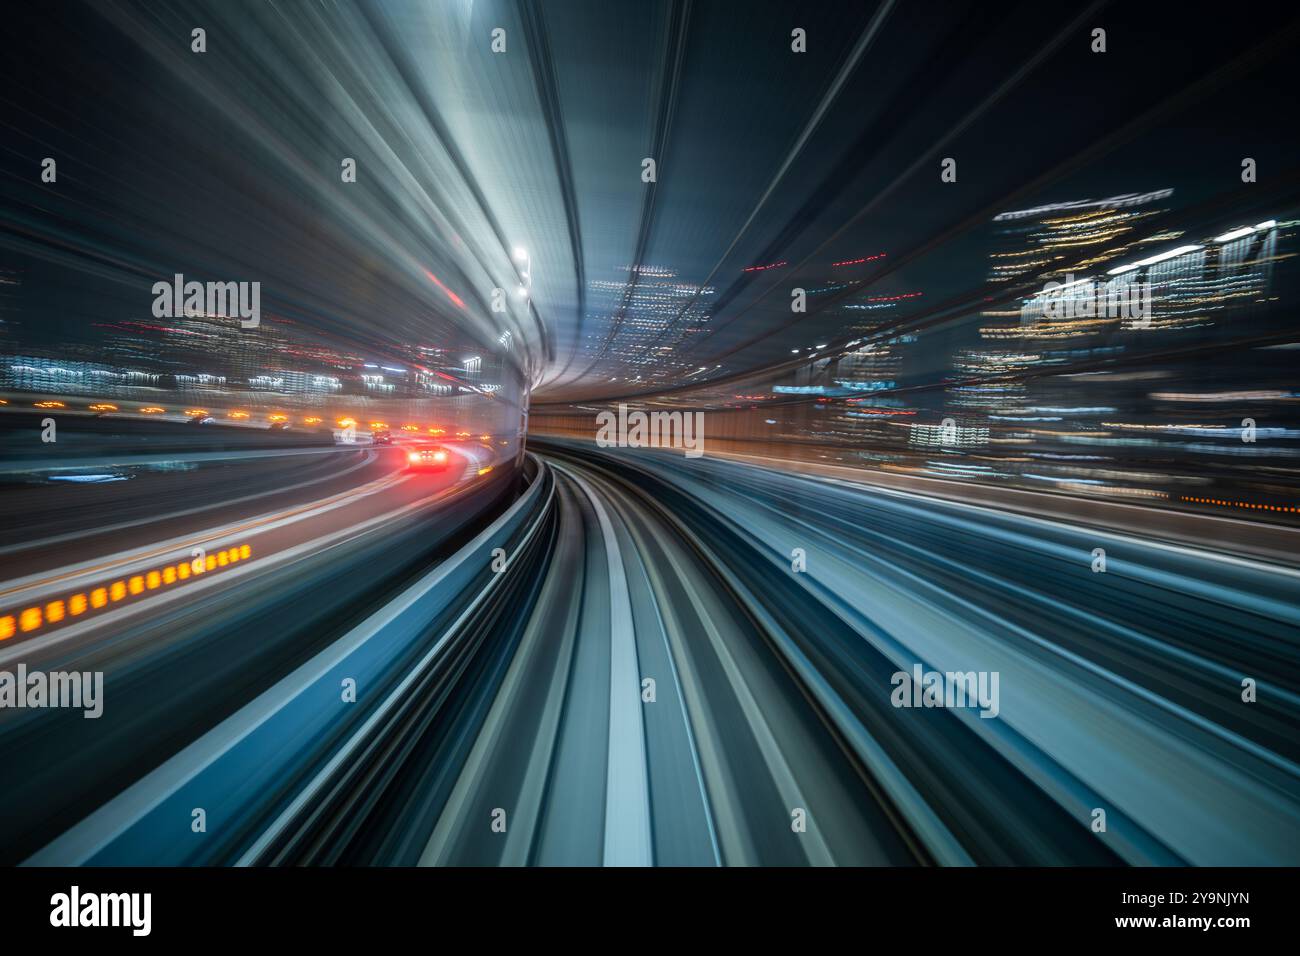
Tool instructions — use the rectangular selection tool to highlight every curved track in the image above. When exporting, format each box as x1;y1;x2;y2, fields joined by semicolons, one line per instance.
11;444;1300;866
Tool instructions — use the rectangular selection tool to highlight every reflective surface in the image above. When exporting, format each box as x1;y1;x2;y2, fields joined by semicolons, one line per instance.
1;1;1297;867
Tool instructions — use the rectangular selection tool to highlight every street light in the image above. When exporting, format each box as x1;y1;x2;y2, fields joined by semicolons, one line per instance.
513;245;531;303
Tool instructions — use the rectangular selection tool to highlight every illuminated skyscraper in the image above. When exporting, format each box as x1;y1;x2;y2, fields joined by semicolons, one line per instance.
959;189;1178;414
986;189;1174;285
584;265;716;386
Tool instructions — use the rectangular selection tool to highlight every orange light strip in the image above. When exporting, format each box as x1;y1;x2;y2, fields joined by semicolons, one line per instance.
1182;496;1298;513
0;543;254;642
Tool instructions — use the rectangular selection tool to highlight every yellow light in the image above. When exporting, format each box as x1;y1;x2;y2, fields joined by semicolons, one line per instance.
91;588;107;608
129;576;145;595
478;466;493;476
337;417;356;428
177;562;191;580
146;570;161;589
239;544;251;559
268;413;289;422
230;411;251;419
304;416;323;425
70;594;88;616
34;401;66;409
218;552;229;567
0;616;13;640
163;566;176;585
139;406;165;414
89;403;118;412
20;607;41;632
46;600;65;623
206;555;217;571
369;422;387;430
110;581;126;601
185;409;209;417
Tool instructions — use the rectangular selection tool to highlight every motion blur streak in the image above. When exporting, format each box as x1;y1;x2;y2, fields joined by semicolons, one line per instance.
14;443;1297;866
1;0;1299;869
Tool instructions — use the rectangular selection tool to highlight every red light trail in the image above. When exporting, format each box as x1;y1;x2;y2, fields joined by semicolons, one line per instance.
832;253;887;267
423;269;466;309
